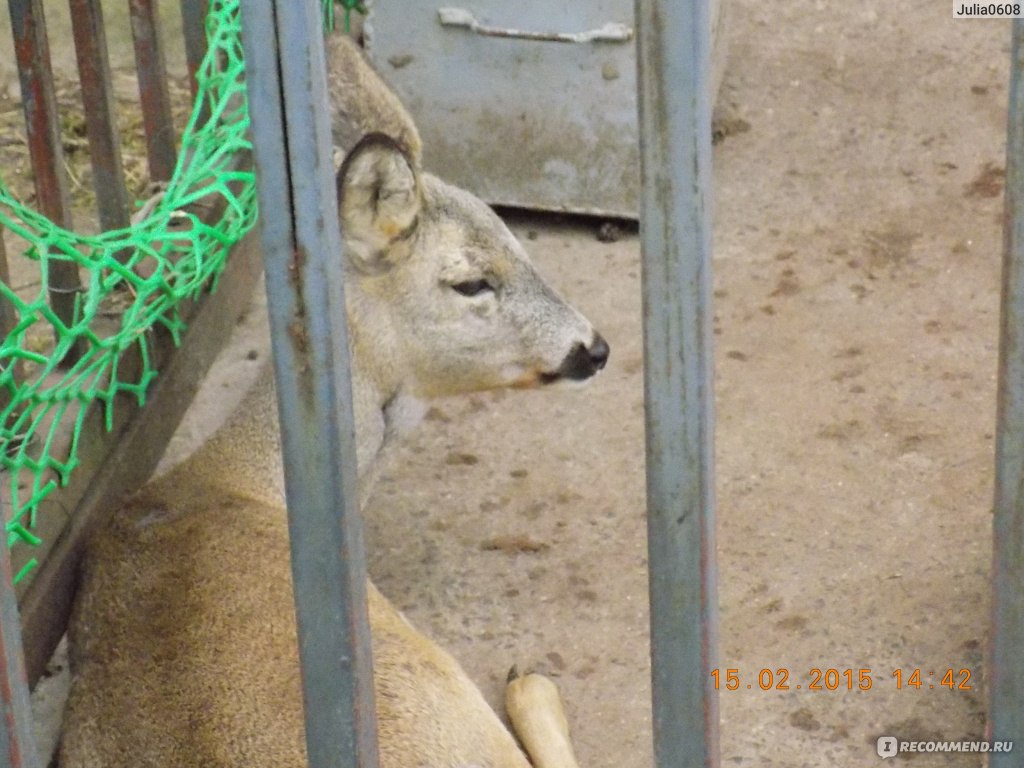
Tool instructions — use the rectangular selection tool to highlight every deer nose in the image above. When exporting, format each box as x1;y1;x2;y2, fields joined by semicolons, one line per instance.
588;332;610;371
539;333;611;385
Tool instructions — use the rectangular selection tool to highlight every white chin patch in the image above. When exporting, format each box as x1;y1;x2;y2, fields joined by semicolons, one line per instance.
500;364;530;383
546;375;595;391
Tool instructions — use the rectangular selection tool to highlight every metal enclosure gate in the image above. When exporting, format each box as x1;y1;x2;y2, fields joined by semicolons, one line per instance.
2;3;1023;768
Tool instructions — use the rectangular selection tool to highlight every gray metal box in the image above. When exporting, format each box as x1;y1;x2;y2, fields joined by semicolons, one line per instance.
366;2;724;218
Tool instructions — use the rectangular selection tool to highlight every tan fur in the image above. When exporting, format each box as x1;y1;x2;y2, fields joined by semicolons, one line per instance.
60;34;600;768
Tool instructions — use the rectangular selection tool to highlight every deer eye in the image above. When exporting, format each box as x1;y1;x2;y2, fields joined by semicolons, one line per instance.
451;279;494;297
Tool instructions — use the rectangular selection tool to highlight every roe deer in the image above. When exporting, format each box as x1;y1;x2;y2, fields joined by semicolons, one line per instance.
59;33;607;768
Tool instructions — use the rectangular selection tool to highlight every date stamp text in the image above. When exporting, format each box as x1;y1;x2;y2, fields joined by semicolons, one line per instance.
710;667;972;691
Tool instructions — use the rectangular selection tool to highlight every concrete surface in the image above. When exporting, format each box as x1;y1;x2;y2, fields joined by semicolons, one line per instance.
363;4;1009;765
26;1;1017;766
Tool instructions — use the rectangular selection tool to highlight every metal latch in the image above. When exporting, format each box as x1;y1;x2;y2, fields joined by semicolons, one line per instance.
437;7;633;43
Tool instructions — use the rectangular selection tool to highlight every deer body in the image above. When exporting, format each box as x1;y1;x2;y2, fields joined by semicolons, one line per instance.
59;33;604;768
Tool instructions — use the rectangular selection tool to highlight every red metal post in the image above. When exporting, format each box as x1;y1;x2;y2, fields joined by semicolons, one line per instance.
129;0;178;182
180;0;211;127
69;0;132;234
8;0;85;363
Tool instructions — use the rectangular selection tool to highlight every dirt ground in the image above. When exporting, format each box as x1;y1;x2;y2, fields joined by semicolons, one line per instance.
23;1;1019;766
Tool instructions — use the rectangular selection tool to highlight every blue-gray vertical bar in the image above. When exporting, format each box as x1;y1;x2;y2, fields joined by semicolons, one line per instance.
238;3;379;768
635;0;720;766
989;19;1024;763
0;493;41;768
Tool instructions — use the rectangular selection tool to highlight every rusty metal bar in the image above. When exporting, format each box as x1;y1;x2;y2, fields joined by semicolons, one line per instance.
635;0;720;766
0;225;18;418
180;0;210;126
0;485;42;768
239;1;380;766
129;0;178;182
0;226;22;415
0;227;12;343
69;0;132;234
989;18;1024;764
8;0;84;362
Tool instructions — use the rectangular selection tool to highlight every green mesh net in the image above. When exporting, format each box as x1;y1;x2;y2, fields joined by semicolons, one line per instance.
0;0;262;584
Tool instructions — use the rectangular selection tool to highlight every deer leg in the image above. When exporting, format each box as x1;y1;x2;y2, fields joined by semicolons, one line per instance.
505;667;582;768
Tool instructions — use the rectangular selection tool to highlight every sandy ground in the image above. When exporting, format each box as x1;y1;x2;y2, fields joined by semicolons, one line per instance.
360;4;1010;765
23;1;1019;766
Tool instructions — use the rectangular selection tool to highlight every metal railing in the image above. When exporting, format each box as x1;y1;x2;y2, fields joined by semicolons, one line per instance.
240;3;379;765
988;18;1024;767
4;0;208;349
635;0;720;763
0;3;253;766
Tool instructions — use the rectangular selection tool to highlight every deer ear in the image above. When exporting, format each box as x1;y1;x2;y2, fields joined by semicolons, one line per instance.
337;133;422;274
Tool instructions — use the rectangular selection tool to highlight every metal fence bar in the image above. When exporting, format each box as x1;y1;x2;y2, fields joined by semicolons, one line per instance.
69;0;132;235
0;225;24;432
239;2;380;768
0;149;35;768
129;0;177;182
989;18;1024;763
0;487;42;768
179;0;210;126
635;0;720;766
8;0;84;362
0;226;13;351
